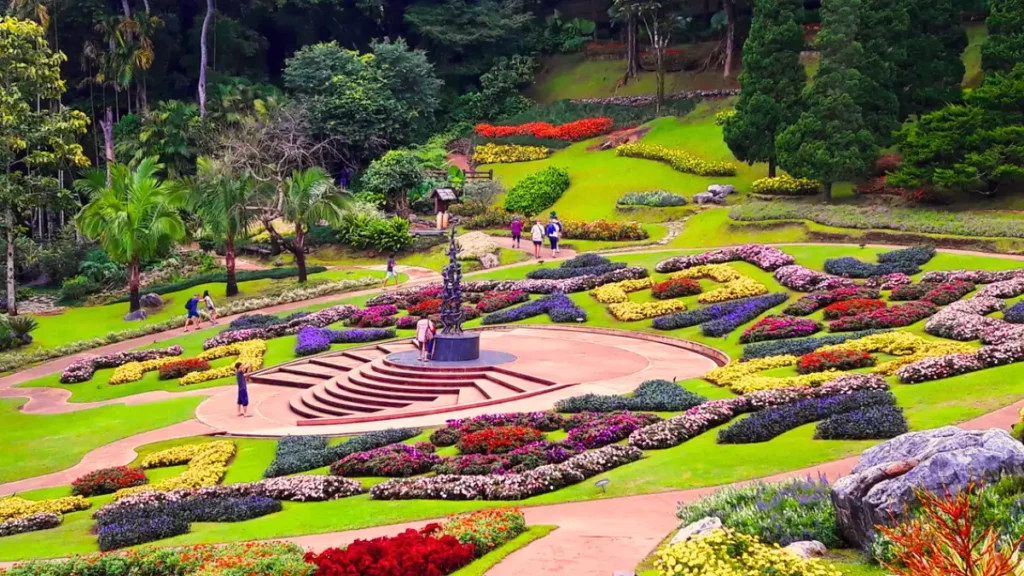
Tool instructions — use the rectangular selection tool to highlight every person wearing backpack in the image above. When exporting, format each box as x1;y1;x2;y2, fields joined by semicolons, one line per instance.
545;213;562;257
184;293;203;332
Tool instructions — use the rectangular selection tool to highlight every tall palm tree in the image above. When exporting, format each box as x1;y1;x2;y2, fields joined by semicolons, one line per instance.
75;157;186;312
185;157;256;297
260;167;347;283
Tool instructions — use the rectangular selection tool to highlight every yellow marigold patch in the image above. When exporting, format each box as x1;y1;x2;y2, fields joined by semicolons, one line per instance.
115;440;236;499
616;142;737;177
671;265;768;303
472;143;551;164
590;278;655;304
653;529;841;576
608;300;687;321
109;357;177;385
0;496;91;522
179;340;267;386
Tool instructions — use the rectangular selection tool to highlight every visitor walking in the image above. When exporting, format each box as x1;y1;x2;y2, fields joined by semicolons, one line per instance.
546;214;562;257
382;253;399;289
202;290;219;325
510;217;523;249
235;361;251;417
530;219;545;259
415;316;435;362
184;293;202;332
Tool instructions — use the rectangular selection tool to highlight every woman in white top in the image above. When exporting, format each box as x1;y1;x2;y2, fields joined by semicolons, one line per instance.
415;317;435;361
202;290;219;324
530;219;545;259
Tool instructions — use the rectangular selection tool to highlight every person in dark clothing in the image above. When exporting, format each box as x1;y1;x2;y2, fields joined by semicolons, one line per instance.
235;361;251;417
510;217;523;249
184;294;202;332
382;253;399;289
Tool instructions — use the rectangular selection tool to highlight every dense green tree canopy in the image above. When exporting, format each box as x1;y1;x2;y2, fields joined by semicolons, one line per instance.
982;0;1024;74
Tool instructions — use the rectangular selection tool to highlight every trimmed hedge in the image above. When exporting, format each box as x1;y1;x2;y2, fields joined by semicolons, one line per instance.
503;167;570;217
114;266;328;302
555;379;707;413
262;429;419;477
814;405;909;440
617;190;688;207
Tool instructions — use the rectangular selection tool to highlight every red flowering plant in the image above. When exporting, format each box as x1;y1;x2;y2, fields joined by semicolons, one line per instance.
457;426;545;455
330;444;441;478
440;508;527;556
822;299;887;319
796;349;876;374
474;118;614;142
305;525;477;576
477;290;530;313
739;315;823;344
71;466;148;497
408;298;443;317
158;358;211;380
652;277;702;300
829;300;937;331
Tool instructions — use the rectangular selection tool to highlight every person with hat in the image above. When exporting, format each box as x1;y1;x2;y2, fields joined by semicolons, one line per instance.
546;212;562;256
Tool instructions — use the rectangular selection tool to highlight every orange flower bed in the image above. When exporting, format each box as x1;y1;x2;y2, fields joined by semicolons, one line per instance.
475;118;614;141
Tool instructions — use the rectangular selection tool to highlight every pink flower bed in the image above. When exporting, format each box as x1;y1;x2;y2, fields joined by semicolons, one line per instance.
828;301;937;332
203;305;358;349
739;315;822;343
897;342;1024;384
773;265;856;292
924;297;1005;341
61;346;184;384
863;273;912;290
655;244;795;273
978;277;1024;299
921;269;1024;284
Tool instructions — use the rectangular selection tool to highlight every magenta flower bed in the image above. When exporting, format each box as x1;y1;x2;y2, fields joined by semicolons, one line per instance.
828;301;937;332
740;315;822;343
330;444;441;477
203;304;358;349
564;411;663;448
655;244;795;273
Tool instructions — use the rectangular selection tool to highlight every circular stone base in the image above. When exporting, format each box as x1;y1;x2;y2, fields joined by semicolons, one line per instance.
387;349;518;369
432;333;481;362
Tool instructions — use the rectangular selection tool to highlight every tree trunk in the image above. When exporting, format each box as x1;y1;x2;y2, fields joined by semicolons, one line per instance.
768;157;777;178
225;232;238;297
101;107;115;187
723;0;737;77
823;181;833;202
128;258;141;312
198;0;214;117
139;76;147;113
294;224;307;282
623;16;639;84
142;0;150;13
655;41;665;115
120;0;131;18
392;191;411;218
5;205;16;317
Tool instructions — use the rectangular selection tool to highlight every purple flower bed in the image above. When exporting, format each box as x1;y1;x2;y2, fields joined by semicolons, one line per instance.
773;265;856;292
739;315;822;344
717;390;897;444
61;346;184;384
651;293;789;335
330;444;441;477
1006;301;1024;324
629;374;889;450
526;262;627;280
655;244;795;273
0;513;61;537
782;287;880;316
481;292;587;325
294;326;397;356
565;411;662;448
432;441;586;475
295;326;332;356
815;405;908;440
823;256;923;278
397;315;419;329
204;304;358;349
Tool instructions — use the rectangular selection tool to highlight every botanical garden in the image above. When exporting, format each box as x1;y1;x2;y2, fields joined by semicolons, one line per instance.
1;0;1024;574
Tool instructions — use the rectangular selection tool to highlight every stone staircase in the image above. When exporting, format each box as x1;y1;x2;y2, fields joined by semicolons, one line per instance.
250;341;567;426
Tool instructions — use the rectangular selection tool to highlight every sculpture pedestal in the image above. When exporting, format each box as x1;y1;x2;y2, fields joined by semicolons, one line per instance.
431;333;480;362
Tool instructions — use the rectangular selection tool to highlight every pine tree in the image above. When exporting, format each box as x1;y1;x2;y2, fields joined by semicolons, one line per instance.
775;0;878;200
982;0;1024;74
721;0;805;177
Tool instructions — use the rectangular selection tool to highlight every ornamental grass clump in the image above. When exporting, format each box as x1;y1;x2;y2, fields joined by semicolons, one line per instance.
677;476;841;547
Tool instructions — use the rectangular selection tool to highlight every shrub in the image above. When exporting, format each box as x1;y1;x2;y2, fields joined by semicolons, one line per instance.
158;358;211;380
651;277;702;299
440;508;527;555
111;266;328;302
330;444;441;477
560;219;649;241
555;379;706;413
59;275;101;302
262;428;419;477
677;477;840;546
797;349;876;374
822;298;886;319
740;315;822;343
751;175;820;195
617;190;688;207
464;207;519;229
71;466;148;497
338;215;415;252
616;142;736;176
503;166;570;216
304;525;477;576
815;405;908;440
457;426;545;454
472;143;550;164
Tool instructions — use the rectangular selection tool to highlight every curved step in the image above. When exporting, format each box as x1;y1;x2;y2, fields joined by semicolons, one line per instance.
368;360;484;381
343;350;385;363
381;357;497;373
310;357;361;371
329;378;442;402
355;367;520;392
316;381;412;410
281;364;345;379
250;372;324;388
299;388;360;417
290;393;336;419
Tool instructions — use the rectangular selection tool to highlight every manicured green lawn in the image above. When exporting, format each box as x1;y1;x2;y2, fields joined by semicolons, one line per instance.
308;245;531;272
962;22;988;88
451;525;558;576
0;396;203;485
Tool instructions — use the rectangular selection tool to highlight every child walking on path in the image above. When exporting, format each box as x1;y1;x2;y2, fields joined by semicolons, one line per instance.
203;290;219;324
382;253;399;289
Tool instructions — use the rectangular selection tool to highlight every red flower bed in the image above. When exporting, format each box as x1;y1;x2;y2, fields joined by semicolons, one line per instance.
457;426;544;455
822;299;887;319
408;298;443;317
474;118;614;142
305;524;476;576
158;358;211;380
829;301;938;332
652;277;702;300
71;466;148;497
797;349;876;374
585;42;627;59
477;290;529;313
739;315;822;344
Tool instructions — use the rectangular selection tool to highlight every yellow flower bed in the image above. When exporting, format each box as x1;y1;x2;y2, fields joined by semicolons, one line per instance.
608;300;687;322
704;355;800;386
672;265;742;283
671;265;768;303
0;496;91;522
116;440;236;499
590;278;655;304
616;142;737;177
179;340;267;386
653;529;841;576
109;357;176;385
472;143;551;164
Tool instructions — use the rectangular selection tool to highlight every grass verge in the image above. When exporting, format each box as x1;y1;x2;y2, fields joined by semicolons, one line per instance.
452;525;558;576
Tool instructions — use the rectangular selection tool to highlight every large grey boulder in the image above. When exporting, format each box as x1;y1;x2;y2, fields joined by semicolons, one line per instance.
831;427;1024;548
707;184;736;197
140;293;163;308
782;541;828;559
123;308;148;322
693;192;724;205
669;516;722;546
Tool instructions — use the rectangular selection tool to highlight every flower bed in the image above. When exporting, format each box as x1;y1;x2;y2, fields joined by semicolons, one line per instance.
828;301;937;332
670;264;768;303
651;277;702;299
978;277;1024;299
652;529;842;576
503;166;571;217
263;429;419;477
564;411;662;448
330;444;441;477
305;524;477;575
440;508;526;555
741;329;890;360
430;412;565;447
655;244;794;273
652;293;790;337
203;304;359;349
179;340;267;385
407;298;442;317
608;299;687;321
370;444;643;500
72;466;148;497
110;356;182;385
824;256;925;278
560;219;649;241
796;349;876;374
740;315;822;343
457;426;545;455
877;245;936;266
815;405;909;440
0;513;61;538
1007;301;1024;323
922;268;1024;284
773;265;855;292
526;254;627;280
890;281;975;306
591;278;655;304
555;379;706;413
863;273;913;290
896;341;1024;384
60;345;184;384
925;297;1006;341
822;299;886;319
433;441;585;475
477;290;529;313
0;495;90;522
481;292;587;324
344;304;399;328
295;326;397;356
114;440;236;499
782;287;882;316
628;374;888;449
618;190;688;207
615;142;736;176
463;265;648;295
717;389;896;444
476;117;614;141
157;358;211;380
472;143;551;164
750;175;820;195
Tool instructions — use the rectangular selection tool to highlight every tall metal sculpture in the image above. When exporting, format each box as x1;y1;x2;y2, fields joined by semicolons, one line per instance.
438;227;465;335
